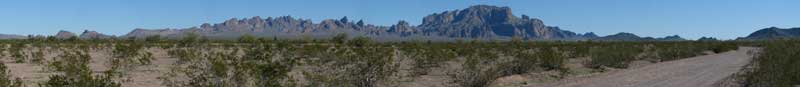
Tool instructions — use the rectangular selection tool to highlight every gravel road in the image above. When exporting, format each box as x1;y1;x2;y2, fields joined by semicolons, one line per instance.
528;47;756;87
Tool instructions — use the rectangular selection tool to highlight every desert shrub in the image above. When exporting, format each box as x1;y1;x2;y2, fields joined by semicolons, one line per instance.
163;52;236;87
331;33;348;44
402;42;457;75
145;35;163;43
111;43;154;69
241;44;295;87
334;46;395;87
303;44;396;87
710;42;738;53
743;40;800;87
348;36;372;47
178;32;200;47
452;49;502;87
30;49;45;64
41;51;120;87
0;62;23;87
506;48;539;75
347;47;395;87
167;48;201;64
238;34;258;43
653;43;704;61
9;43;25;63
161;44;296;87
538;47;566;70
588;45;642;69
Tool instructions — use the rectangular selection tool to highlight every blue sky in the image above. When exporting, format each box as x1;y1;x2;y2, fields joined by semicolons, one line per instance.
0;0;797;39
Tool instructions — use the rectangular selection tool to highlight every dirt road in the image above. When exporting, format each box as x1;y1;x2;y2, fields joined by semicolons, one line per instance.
529;47;756;87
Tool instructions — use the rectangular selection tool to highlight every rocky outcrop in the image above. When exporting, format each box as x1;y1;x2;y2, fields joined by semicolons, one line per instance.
739;27;800;40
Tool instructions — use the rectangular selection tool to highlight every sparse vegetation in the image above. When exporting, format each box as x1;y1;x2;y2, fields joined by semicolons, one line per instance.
0;36;760;87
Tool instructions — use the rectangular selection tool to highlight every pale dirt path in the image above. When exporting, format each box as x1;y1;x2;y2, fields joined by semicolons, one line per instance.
528;47;757;87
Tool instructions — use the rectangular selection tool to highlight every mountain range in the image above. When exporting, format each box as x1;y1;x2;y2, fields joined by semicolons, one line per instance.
120;5;604;41
1;5;793;41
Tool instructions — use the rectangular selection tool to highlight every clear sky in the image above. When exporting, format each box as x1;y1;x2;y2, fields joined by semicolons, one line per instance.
0;0;798;39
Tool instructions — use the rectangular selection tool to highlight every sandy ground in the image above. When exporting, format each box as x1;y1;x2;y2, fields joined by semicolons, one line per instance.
526;47;756;87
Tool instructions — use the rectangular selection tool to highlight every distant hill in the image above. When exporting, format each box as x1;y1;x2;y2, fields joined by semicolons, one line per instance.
592;32;686;41
739;27;800;40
